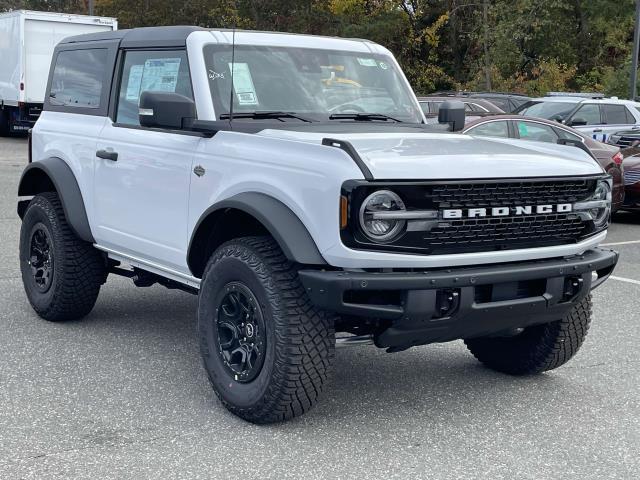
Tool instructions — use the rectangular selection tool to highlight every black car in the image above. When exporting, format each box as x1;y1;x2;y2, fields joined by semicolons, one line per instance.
426;91;531;113
467;92;531;113
608;129;640;148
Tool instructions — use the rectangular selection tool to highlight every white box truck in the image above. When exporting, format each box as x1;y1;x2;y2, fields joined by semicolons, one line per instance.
0;10;117;134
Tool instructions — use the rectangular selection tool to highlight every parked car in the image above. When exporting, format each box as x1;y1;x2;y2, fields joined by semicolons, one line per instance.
463;115;624;212
426;91;531;113
514;95;640;143
418;96;504;123
607;129;640;148
467;92;531;113
17;26;618;424
615;145;640;212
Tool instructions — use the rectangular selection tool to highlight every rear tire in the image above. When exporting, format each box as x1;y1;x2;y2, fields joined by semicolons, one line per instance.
19;192;106;321
464;295;592;375
198;236;335;423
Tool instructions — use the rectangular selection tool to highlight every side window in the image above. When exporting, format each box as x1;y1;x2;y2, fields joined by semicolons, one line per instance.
517;121;559;143
466;121;509;138
485;97;509;111
49;49;108;109
556;128;582;142
116;50;193;126
602;104;633;125
464;103;474;112
571;104;601;125
625;106;637;123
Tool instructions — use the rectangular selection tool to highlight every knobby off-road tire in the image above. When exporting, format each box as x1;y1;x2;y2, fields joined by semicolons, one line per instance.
19;192;106;321
464;295;592;375
198;236;335;424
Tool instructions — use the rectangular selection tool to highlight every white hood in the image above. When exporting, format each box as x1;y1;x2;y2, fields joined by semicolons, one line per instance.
257;130;603;180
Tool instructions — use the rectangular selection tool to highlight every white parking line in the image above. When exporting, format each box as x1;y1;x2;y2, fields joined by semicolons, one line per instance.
601;240;640;246
610;275;640;286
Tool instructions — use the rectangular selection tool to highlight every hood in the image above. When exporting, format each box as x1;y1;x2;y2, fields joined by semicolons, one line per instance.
257;129;603;180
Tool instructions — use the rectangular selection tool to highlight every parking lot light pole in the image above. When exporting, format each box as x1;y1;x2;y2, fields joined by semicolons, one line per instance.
88;0;94;16
630;0;640;100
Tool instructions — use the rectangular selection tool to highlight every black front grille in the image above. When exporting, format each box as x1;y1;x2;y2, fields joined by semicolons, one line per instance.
343;178;599;255
423;213;585;253
431;180;593;208
615;136;637;147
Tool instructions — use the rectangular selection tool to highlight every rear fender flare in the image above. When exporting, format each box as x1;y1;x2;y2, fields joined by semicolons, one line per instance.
17;158;94;243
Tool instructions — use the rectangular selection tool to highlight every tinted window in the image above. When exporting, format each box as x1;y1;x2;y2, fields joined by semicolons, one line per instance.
116;50;193;126
556;128;582;142
466;121;509;138
517;121;559;143
518;101;575;120
49;49;107;109
571;104;601;125
602;104;633;125
484;97;510;111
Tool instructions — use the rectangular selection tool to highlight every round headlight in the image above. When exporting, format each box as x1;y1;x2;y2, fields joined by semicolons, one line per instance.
590;181;611;226
359;190;406;242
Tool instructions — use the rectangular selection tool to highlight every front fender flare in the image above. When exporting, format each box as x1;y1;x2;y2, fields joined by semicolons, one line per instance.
17;158;94;243
188;192;326;273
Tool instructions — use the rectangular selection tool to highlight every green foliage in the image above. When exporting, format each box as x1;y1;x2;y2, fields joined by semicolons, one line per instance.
1;0;638;97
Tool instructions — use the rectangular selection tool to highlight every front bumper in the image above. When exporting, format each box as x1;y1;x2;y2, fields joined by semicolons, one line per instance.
299;248;618;349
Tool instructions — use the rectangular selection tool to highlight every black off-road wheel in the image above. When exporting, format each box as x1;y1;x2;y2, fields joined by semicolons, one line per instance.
198;236;335;424
19;192;106;321
465;295;592;375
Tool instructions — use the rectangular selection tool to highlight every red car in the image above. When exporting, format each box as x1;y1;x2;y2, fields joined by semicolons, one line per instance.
463;115;624;212
619;147;640;212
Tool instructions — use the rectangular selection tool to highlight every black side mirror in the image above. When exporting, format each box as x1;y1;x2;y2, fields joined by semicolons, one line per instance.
139;91;196;129
438;100;465;131
568;117;587;127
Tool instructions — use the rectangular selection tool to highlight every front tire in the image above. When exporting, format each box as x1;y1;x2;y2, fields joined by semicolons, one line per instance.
464;295;592;375
198;236;335;423
19;192;106;321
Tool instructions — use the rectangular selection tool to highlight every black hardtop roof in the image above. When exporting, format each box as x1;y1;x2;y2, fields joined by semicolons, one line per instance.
59;25;206;48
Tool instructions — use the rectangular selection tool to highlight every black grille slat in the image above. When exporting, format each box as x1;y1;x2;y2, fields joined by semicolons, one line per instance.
424;214;584;249
431;180;593;208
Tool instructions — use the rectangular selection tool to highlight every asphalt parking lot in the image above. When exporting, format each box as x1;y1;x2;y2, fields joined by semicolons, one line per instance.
0;137;638;480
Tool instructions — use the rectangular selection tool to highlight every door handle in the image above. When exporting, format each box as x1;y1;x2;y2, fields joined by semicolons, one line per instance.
96;149;118;161
592;129;603;133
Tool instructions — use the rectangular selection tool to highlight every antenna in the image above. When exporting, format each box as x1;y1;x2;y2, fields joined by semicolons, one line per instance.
228;27;236;123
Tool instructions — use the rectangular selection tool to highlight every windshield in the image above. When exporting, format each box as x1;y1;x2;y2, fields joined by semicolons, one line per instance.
517;101;576;120
203;44;423;123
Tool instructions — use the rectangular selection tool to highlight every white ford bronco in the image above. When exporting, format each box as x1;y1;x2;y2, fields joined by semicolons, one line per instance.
18;26;618;423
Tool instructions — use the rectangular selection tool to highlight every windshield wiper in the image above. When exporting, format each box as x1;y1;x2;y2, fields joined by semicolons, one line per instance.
328;112;402;122
219;111;312;122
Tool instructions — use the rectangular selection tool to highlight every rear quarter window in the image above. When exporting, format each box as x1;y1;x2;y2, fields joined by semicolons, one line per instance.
48;49;108;109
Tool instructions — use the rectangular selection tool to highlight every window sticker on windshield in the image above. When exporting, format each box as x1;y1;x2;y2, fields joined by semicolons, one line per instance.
357;57;378;67
228;62;259;106
143;58;181;92
378;61;389;70
125;65;144;101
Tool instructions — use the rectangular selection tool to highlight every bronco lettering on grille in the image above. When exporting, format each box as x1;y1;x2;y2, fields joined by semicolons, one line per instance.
442;204;573;219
